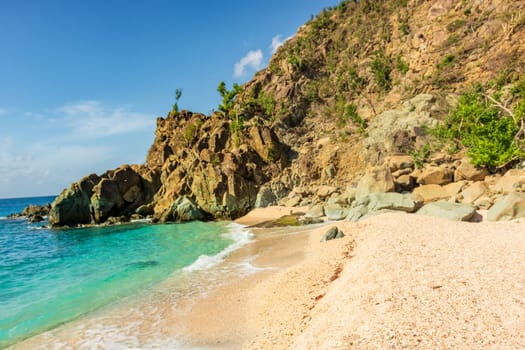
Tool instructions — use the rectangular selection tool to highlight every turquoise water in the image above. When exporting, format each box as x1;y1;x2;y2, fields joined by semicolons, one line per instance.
0;196;243;348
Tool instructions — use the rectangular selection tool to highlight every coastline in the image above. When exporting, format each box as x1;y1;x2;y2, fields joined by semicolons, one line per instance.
176;208;525;349
9;207;525;349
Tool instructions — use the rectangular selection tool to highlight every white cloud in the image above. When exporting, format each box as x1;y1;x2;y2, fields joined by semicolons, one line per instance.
0;141;115;197
57;101;155;139
0;101;157;198
234;49;264;78
270;34;292;54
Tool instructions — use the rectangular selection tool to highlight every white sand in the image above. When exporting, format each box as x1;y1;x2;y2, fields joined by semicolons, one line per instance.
181;209;525;349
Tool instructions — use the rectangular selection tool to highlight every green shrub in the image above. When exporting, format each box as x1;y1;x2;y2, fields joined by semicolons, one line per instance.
217;81;242;118
395;55;409;75
370;50;393;91
172;88;183;113
432;87;524;168
437;54;455;70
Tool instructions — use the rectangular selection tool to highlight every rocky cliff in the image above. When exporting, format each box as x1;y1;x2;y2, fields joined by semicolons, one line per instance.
49;0;525;226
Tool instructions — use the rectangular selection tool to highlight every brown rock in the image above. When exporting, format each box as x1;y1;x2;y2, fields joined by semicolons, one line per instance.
454;159;489;182
459;182;489;205
412;184;449;203
417;166;453;186
443;181;469;197
385;155;415;172
356;165;395;198
395;174;415;191
317;186;337;198
493;170;525;194
487;193;525;221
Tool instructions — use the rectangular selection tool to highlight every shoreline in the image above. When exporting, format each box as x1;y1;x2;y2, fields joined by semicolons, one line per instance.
9;207;525;349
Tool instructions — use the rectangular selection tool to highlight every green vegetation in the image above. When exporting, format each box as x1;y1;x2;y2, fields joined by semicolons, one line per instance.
437;54;455;70
172;88;183;113
395;55;409;75
370;50;393;91
217;81;242;118
183;119;203;144
330;96;367;133
431;84;525;168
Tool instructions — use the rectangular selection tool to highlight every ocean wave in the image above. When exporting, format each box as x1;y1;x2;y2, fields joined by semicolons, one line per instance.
183;222;253;272
0;216;6;220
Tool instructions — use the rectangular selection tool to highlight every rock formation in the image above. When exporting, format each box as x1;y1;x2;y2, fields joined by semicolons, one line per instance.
49;0;525;226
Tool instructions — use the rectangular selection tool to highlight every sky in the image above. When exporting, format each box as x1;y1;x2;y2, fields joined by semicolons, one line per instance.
0;0;339;198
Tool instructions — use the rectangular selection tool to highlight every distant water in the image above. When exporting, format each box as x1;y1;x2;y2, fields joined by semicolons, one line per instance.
0;196;251;348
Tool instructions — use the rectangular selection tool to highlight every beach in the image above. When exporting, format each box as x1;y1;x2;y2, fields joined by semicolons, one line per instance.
179;207;525;349
9;207;525;349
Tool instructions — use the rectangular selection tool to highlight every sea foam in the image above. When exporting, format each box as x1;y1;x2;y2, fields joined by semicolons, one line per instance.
183;222;253;272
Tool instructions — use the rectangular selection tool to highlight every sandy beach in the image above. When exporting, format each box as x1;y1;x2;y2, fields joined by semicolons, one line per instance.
9;206;525;349
176;207;525;349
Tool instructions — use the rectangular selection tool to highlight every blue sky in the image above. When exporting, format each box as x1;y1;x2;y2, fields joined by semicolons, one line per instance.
0;0;339;198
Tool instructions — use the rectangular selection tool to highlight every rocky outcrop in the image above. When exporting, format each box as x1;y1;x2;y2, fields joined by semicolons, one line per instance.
47;0;525;226
49;112;288;226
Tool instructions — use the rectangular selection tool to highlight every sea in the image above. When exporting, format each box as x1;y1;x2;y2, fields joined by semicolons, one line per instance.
0;196;254;348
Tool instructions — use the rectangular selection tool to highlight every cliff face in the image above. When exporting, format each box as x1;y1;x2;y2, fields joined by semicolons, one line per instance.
49;111;288;226
49;0;525;226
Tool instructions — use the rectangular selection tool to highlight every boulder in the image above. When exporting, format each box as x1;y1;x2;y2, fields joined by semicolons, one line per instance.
324;204;350;221
363;94;441;164
356;165;395;199
454;158;489;181
385;155;414;172
160;196;206;222
305;204;325;218
283;195;302;208
320;226;345;242
416;201;477;221
443;181;469;197
49;174;101;227
493;170;525;194
412;184;449;203
22;204;51;218
395;174;415;191
91;179;125;223
254;186;277;208
473;195;493;210
317;185;337;198
417;165;453;186
28;215;45;223
346;205;369;222
365;192;424;213
487;193;525;221
458;182;489;204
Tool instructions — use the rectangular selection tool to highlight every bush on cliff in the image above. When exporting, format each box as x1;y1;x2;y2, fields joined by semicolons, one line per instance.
433;83;525;168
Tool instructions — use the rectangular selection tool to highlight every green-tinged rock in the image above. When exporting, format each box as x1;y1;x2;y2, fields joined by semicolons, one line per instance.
160;196;205;222
366;192;423;213
49;174;101;227
254;186;277;208
416;201;476;221
325;204;350;221
487;193;525;221
355;165;395;199
320;226;345;242
346;205;368;222
305;204;325;218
